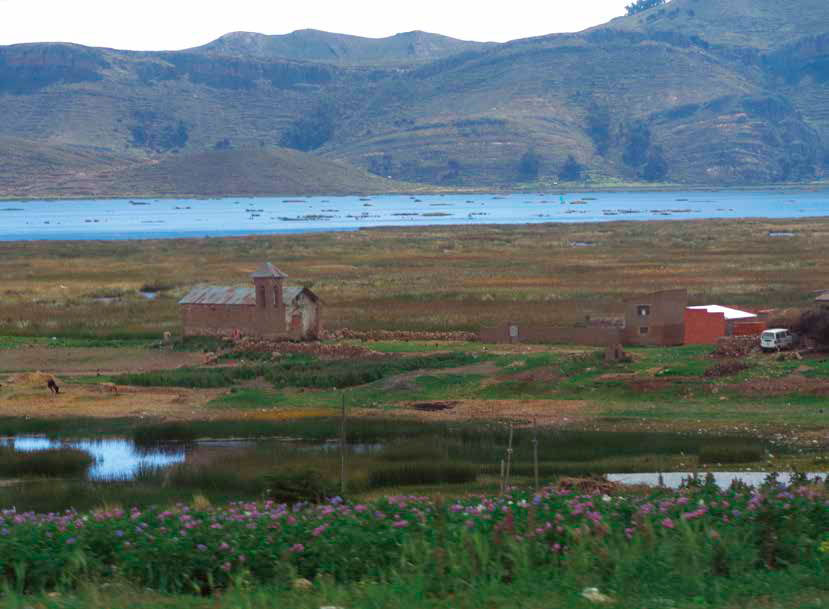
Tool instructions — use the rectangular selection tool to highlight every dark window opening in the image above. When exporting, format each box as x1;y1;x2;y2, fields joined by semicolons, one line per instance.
639;326;649;335
258;286;265;308
637;305;651;317
273;286;279;307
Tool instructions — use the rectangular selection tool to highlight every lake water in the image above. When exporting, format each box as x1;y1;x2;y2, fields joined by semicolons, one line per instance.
1;189;828;240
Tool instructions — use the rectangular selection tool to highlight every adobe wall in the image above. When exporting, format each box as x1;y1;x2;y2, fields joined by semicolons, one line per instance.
181;304;307;340
479;323;621;346
623;289;688;346
684;309;727;345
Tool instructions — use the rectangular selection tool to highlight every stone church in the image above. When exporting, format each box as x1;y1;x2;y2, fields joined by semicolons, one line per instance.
178;262;321;340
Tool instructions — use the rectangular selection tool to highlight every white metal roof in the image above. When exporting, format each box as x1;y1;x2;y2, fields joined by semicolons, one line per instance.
686;305;757;321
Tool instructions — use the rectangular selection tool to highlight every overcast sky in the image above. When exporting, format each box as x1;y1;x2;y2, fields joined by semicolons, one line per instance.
0;0;630;50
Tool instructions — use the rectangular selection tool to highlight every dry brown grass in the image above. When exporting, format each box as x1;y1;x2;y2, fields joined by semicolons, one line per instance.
1;218;827;337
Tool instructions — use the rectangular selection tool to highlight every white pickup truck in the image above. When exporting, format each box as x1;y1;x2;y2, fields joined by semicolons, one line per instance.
760;328;796;352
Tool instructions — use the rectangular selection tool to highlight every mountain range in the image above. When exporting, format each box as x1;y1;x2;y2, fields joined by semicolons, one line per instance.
1;0;828;197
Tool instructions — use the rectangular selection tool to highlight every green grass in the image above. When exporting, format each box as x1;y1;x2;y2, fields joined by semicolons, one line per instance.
111;352;483;390
0;335;155;350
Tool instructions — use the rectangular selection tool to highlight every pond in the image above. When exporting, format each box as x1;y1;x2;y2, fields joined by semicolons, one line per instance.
1;189;828;240
608;472;826;489
0;436;185;480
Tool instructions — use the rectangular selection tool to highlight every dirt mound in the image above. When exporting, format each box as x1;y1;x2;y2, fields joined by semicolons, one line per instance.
704;360;751;378
557;477;621;495
6;371;61;387
712;336;759;358
412;401;457;412
324;328;478;342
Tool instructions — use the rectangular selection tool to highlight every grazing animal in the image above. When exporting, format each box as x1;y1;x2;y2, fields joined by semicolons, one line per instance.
47;378;60;394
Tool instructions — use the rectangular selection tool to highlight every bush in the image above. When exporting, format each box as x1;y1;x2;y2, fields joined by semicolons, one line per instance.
368;462;477;488
263;469;334;503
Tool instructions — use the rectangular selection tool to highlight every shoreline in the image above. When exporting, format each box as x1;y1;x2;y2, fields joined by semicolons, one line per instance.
2;182;828;202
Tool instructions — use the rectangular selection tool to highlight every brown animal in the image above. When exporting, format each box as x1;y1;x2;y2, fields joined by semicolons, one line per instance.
47;378;60;394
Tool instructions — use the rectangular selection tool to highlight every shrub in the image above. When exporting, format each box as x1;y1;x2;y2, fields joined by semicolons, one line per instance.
263;469;334;503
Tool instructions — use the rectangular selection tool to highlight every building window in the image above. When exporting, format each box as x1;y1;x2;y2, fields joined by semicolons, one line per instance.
273;286;280;307
637;305;651;317
258;286;265;308
509;325;519;338
639;326;649;335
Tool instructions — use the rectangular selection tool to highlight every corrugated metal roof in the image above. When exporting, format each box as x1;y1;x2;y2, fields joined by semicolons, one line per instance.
179;285;313;306
179;286;255;306
816;292;829;302
251;262;287;279
687;305;757;320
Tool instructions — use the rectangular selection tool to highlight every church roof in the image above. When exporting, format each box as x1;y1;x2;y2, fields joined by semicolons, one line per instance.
179;285;316;306
251;262;287;279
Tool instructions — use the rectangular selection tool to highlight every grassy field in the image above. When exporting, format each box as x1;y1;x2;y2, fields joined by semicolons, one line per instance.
1;218;827;337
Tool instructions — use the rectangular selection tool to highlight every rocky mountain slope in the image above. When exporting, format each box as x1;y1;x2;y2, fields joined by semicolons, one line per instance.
0;0;827;196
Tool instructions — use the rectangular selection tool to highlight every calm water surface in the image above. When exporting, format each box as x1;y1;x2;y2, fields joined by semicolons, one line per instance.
1;190;828;240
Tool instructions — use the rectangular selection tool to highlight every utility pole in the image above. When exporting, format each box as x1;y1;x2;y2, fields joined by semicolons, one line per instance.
532;417;539;491
504;423;514;493
340;391;347;495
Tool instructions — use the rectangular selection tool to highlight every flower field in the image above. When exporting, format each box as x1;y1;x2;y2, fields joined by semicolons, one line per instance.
1;479;826;603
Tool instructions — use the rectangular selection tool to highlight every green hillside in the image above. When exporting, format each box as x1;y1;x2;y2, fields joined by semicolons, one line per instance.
0;0;827;195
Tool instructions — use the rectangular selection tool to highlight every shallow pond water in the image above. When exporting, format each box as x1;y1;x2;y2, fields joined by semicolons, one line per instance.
608;472;825;489
1;436;185;480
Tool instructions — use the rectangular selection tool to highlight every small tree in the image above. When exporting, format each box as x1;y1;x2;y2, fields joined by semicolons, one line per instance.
518;149;541;180
559;155;584;182
625;0;666;16
641;146;668;182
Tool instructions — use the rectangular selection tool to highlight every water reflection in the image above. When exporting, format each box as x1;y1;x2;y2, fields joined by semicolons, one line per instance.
0;436;185;480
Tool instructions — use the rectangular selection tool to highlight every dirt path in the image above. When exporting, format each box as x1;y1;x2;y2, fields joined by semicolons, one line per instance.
0;346;203;375
381;360;500;390
356;398;595;426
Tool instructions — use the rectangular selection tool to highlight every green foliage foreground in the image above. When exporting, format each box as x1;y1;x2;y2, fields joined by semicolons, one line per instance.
0;479;826;605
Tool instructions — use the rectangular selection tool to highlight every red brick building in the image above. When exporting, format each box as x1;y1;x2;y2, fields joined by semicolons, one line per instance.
684;305;760;345
179;263;321;340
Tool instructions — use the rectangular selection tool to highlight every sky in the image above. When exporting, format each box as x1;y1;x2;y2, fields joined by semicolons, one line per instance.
0;0;631;50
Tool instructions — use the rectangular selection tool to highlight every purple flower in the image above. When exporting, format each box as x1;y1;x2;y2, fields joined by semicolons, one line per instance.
115;530;124;537
661;518;675;529
312;525;327;537
221;562;231;573
66;537;77;545
289;543;304;553
392;520;409;528
197;544;207;552
219;542;230;551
